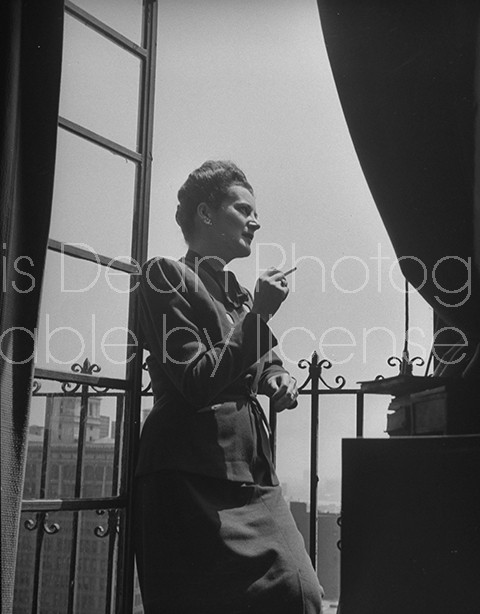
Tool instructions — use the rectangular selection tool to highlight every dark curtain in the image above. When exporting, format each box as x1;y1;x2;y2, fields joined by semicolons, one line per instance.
0;1;63;611
317;0;480;377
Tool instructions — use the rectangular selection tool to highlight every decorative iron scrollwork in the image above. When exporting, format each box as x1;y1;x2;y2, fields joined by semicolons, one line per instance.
90;384;110;394
32;380;42;395
43;515;61;535
24;513;40;531
60;358;110;394
73;358;100;376
298;351;346;391
61;380;81;394
297;358;313;391
335;515;342;550
141;360;152;394
94;509;120;538
24;512;60;534
387;350;424;376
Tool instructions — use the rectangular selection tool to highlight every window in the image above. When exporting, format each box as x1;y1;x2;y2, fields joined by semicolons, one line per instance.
15;2;157;612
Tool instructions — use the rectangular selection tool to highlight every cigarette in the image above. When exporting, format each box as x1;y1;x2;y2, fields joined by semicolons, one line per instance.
282;267;297;277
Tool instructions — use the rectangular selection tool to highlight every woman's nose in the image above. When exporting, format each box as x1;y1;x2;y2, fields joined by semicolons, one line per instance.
248;218;261;231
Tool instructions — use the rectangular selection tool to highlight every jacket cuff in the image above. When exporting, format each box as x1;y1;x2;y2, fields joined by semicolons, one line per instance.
243;312;279;363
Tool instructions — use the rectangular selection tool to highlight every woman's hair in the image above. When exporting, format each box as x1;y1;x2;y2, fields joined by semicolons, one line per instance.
176;160;254;242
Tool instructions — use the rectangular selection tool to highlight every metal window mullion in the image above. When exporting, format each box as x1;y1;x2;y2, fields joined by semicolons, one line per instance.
58;117;143;163
66;508;79;614
34;367;130;391
47;239;141;274
103;395;124;614
39;396;54;500
105;518;118;614
32;391;121;399
65;0;147;59
112;395;124;498
21;496;126;513
73;385;90;500
27;396;54;614
30;515;45;614
119;1;158;611
66;383;89;614
102;504;120;614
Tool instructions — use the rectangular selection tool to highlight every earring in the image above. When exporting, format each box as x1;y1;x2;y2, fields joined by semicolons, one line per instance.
204;218;212;226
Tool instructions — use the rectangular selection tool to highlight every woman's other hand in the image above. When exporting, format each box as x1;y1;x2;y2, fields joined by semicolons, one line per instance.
251;268;289;321
265;373;298;412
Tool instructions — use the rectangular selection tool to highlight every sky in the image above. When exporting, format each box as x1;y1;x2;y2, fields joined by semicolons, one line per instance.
34;0;433;502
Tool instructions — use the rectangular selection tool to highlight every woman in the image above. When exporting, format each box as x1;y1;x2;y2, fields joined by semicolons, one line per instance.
134;160;323;613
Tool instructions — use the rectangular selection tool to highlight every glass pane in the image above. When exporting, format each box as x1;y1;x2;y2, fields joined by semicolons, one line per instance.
13;514;37;612
73;0;144;45
59;14;141;150
40;512;71;614
75;509;120;613
81;397;124;499
15;511;72;614
50;130;136;257
25;391;124;500
35;251;134;379
15;510;123;614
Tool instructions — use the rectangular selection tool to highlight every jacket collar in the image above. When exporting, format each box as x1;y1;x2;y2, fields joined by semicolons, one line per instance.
183;250;249;309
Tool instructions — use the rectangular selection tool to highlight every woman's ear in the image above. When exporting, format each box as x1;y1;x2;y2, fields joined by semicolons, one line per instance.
197;202;213;226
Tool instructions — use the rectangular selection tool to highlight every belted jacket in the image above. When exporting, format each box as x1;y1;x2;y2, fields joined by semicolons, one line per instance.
135;251;287;484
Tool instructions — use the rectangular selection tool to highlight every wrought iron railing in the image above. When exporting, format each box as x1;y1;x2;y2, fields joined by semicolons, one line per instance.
18;360;127;614
269;351;365;567
18;349;372;613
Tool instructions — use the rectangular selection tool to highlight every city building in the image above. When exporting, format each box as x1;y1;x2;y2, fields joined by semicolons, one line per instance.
13;397;142;613
290;501;341;603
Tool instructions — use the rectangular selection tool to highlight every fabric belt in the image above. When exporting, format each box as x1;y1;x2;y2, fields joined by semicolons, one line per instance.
246;392;272;437
201;388;277;485
210;390;272;437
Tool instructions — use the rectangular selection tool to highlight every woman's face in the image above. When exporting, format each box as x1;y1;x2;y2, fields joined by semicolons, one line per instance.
209;184;260;262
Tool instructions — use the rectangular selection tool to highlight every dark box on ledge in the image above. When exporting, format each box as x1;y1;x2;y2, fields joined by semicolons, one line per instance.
386;380;480;436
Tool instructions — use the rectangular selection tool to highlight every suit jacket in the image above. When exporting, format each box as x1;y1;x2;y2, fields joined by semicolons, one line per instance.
135;251;287;484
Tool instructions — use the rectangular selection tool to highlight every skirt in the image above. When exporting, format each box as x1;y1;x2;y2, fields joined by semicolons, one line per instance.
134;471;323;614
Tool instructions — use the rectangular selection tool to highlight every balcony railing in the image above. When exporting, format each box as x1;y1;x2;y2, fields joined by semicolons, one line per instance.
269;351;366;567
18;360;127;614
17;350;375;613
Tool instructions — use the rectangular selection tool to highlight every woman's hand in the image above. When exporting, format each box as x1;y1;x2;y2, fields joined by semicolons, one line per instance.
251;268;289;321
265;373;298;412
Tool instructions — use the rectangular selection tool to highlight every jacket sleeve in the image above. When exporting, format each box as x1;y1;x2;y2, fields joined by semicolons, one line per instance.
139;257;279;408
239;287;289;395
257;350;290;396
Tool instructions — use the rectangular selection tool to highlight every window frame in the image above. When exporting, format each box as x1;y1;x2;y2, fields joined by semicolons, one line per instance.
17;2;158;612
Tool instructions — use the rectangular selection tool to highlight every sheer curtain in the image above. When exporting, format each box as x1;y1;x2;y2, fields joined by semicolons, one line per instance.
317;0;480;377
0;1;63;611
